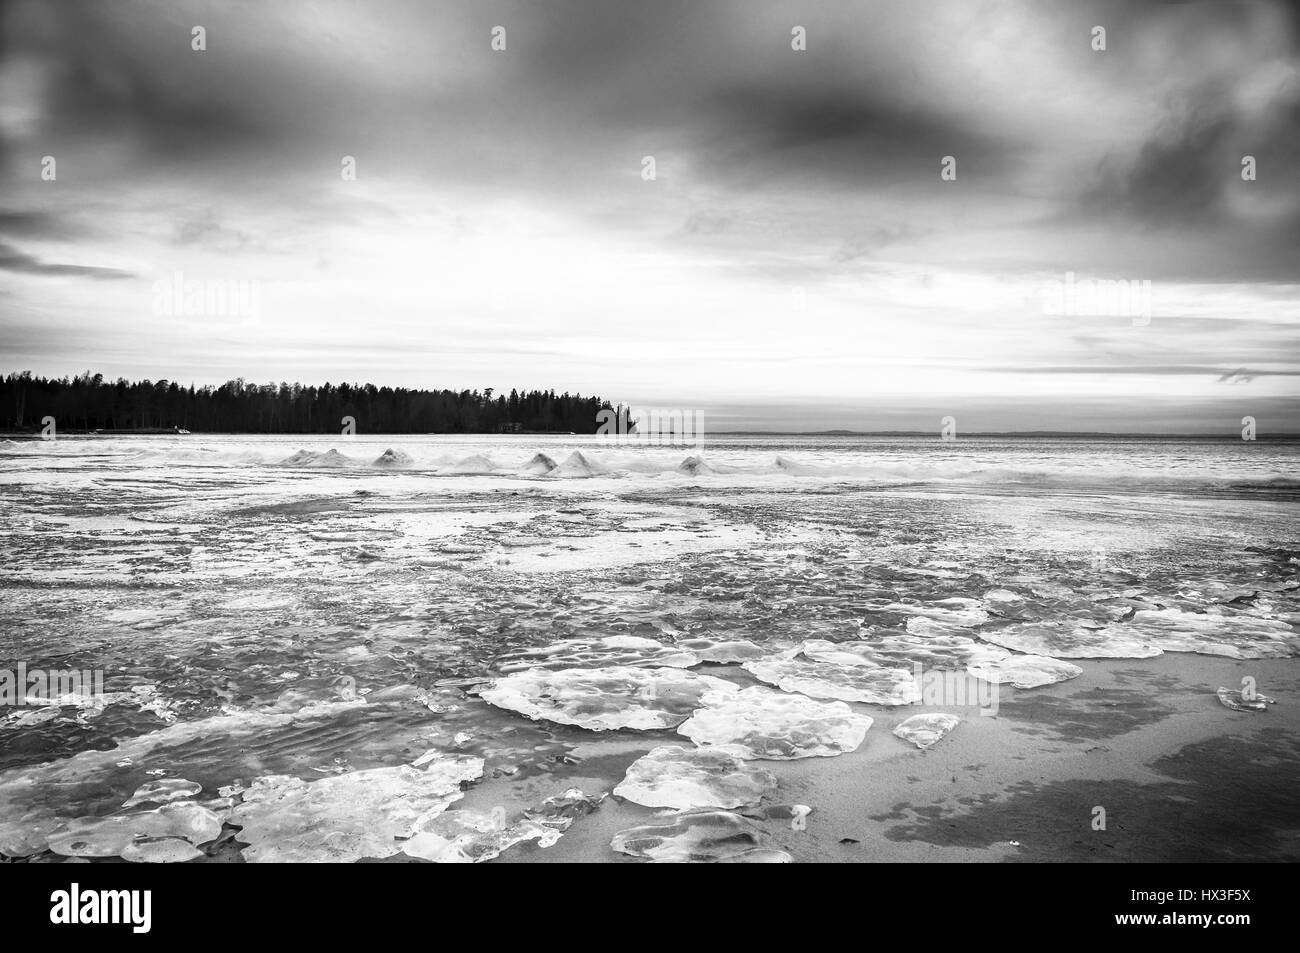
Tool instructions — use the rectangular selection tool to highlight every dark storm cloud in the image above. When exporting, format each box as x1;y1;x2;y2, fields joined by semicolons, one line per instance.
0;209;72;239
683;87;1021;190
0;241;133;279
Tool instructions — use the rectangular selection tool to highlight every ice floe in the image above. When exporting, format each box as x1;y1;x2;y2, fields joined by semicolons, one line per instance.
1127;608;1299;659
479;666;738;731
610;810;775;862
743;654;920;706
966;654;1083;689
977;622;1162;659
677;686;872;759
47;802;222;859
614;745;776;810
893;713;961;749
495;635;699;673
231;754;484;862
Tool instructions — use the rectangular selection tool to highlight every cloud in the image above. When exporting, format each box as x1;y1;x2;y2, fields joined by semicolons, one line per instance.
0;241;133;279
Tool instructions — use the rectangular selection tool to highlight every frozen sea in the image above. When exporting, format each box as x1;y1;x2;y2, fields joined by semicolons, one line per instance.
1;434;1298;862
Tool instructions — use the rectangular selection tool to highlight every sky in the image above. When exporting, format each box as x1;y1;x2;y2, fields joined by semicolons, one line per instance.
1;0;1298;432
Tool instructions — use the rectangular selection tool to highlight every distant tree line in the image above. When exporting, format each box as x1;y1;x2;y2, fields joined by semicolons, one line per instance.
2;371;615;434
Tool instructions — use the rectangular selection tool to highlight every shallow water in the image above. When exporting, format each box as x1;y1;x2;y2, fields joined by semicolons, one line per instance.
1;434;1297;861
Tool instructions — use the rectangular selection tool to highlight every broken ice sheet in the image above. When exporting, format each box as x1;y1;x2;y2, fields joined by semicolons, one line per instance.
401;810;559;863
678;686;873;759
478;666;738;731
743;655;920;706
47;802;223;859
802;635;1007;671
966;654;1082;689
1127;608;1299;659
495;635;699;673
893;713;961;750
614;745;776;810
875;598;990;627
231;754;484;863
610;810;770;863
977;622;1161;659
1216;687;1277;712
401;786;605;862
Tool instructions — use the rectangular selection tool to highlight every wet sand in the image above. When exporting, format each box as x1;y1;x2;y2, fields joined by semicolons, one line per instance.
493;653;1300;862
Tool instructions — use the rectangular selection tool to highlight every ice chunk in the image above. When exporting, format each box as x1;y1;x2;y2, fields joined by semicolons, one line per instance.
677;456;715;476
743;655;920;706
307;448;351;467
553;450;607;478
526;788;606;827
47;802;223;859
231;754;484;863
521;452;558;475
447;454;497;474
610;810;767;862
614;745;775;810
678;686;872;759
966;654;1082;689
479;666;738;731
893;713;961;749
122;778;203;808
1216;687;1276;712
977;622;1161;659
373;447;412;466
496;635;699;673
